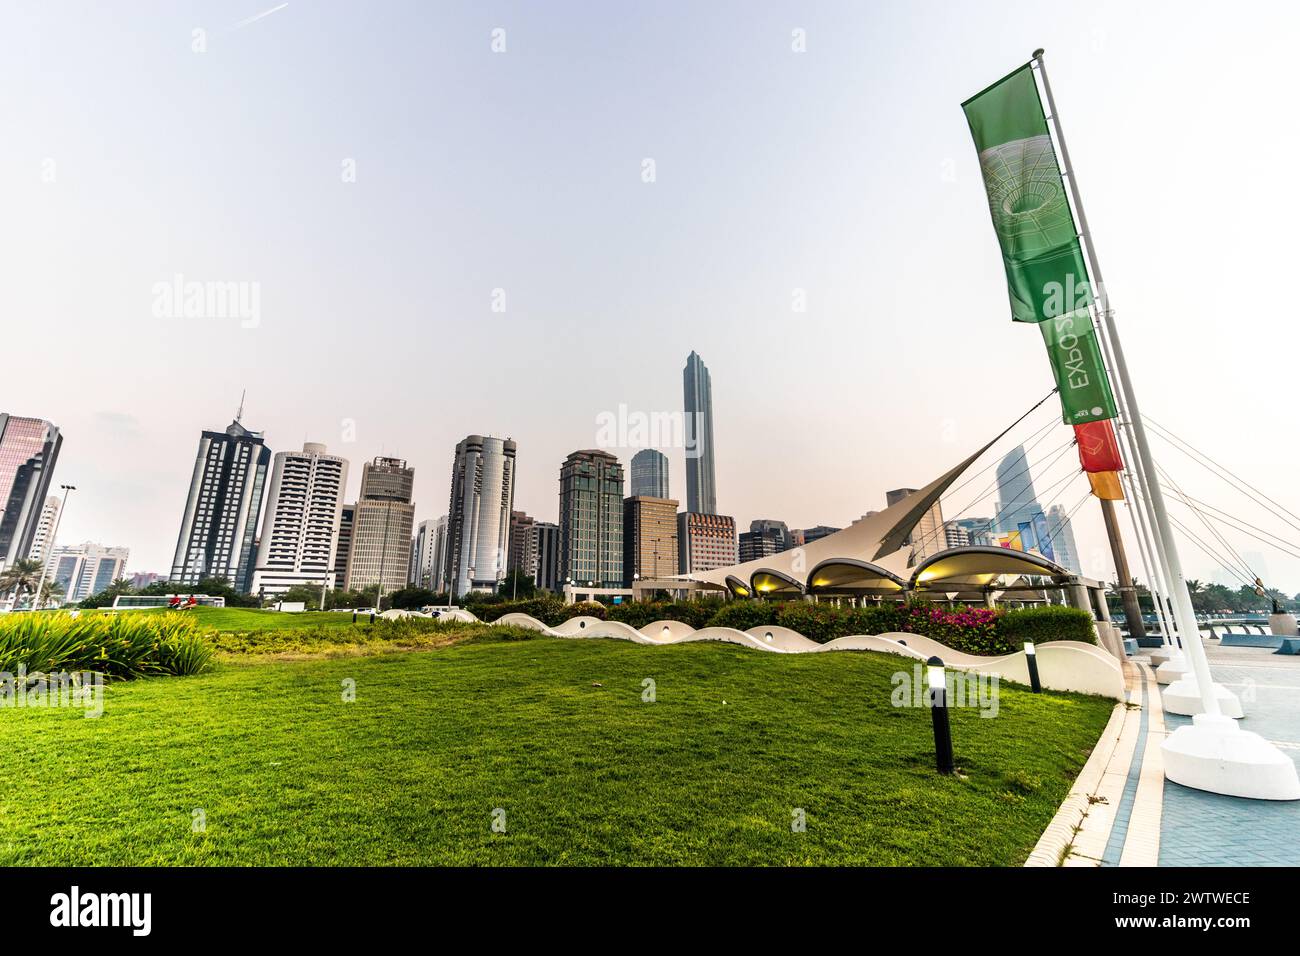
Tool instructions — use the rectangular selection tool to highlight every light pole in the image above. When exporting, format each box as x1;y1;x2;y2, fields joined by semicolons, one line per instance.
927;657;955;775
29;484;75;611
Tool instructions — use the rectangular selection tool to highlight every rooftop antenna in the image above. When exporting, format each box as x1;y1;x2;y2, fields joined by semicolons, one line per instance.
235;389;246;423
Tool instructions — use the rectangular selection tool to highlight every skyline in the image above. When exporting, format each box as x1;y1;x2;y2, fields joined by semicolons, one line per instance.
6;1;1300;589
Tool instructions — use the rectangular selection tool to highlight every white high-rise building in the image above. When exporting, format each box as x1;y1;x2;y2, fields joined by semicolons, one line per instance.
250;442;349;598
170;418;272;593
445;436;516;596
28;496;62;564
47;541;129;604
412;516;448;590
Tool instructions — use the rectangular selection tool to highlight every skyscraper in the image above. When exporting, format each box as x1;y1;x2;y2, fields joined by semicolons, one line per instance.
623;495;678;583
508;510;538;580
28;495;62;565
1046;504;1083;574
994;445;1043;536
345;457;415;594
250;442;349;598
170;418;271;592
683;351;717;515
48;541;130;604
532;521;560;592
0;413;62;569
334;504;355;588
412;516;448;590
677;512;737;575
445;435;517;596
886;487;946;563
629;448;670;499
559;449;624;588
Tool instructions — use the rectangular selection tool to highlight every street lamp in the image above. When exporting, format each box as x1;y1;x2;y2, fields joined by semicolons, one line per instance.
1024;642;1042;694
927;656;955;774
29;484;75;611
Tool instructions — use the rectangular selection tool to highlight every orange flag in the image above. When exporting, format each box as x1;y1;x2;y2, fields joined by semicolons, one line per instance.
1088;470;1124;500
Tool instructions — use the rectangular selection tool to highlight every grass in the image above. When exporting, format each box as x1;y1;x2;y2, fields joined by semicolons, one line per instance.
0;632;1114;866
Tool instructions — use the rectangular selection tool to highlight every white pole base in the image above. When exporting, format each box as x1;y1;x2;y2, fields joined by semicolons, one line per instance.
1155;655;1189;684
1162;677;1243;718
1162;713;1300;800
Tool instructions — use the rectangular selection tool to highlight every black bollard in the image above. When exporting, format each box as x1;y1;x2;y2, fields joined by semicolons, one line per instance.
927;656;955;774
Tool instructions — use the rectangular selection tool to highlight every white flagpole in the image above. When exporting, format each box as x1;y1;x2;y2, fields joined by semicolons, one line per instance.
1030;50;1298;799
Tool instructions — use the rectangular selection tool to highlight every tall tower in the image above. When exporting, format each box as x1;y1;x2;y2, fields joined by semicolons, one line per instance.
682;351;717;515
170;418;271;592
629;448;670;499
994;445;1044;537
558;449;624;588
250;442;349;598
0;413;62;569
445;435;517;596
345;457;416;594
1046;504;1083;574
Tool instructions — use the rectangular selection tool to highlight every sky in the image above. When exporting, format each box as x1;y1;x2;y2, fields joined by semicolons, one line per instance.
3;0;1299;592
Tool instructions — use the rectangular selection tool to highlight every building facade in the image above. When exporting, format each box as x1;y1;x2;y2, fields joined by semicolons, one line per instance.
558;449;624;588
950;517;995;548
48;541;129;604
1046;504;1083;574
793;525;841;547
629;449;670;500
886;487;946;564
532;521;560;592
27;495;62;565
249;442;349;598
508;510;537;580
677;512;737;575
334;504;355;588
994;445;1044;535
0;414;62;569
445;435;517;596
623;495;679;584
683;351;717;515
170;418;271;592
345;457;416;594
412;516;448;590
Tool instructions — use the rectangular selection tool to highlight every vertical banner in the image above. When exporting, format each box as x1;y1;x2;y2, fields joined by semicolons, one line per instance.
1075;418;1124;473
1031;511;1055;562
1088;470;1125;500
963;62;1118;426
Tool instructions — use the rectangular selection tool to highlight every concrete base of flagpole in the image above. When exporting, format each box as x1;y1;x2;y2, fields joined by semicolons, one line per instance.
1163;713;1300;800
1155;653;1190;684
1162;676;1243;718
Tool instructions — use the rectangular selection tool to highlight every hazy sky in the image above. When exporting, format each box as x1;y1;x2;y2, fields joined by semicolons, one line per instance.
5;1;1299;592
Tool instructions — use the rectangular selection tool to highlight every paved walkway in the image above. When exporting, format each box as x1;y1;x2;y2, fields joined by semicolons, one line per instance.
1158;642;1300;866
1028;639;1300;867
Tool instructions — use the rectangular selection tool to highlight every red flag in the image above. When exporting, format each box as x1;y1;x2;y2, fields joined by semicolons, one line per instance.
1074;419;1123;473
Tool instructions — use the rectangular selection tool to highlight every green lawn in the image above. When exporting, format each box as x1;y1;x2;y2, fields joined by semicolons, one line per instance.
94;605;365;632
0;632;1112;866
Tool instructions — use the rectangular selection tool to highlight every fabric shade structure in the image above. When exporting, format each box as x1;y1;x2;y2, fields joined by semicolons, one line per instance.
806;558;908;596
909;544;1070;592
685;433;1009;596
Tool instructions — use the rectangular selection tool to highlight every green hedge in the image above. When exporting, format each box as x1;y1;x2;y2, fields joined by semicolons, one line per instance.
996;605;1096;648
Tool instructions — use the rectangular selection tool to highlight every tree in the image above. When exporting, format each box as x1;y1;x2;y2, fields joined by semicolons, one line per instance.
387;586;439;610
79;576;136;609
0;559;44;609
499;568;537;600
38;578;66;609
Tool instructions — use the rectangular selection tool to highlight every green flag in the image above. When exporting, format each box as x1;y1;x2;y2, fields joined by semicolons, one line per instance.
1039;309;1117;424
963;65;1092;324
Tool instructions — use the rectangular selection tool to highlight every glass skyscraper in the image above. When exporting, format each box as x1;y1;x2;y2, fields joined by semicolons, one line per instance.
682;351;717;515
558;449;624;588
629;448;670;499
0;413;62;569
994;445;1044;539
445;435;516;596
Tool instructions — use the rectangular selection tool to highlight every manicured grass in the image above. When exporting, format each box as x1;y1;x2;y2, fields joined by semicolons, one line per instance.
96;606;364;633
0;635;1113;866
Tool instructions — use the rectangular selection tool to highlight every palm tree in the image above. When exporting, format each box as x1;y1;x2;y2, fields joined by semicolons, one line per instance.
37;578;66;610
0;559;44;610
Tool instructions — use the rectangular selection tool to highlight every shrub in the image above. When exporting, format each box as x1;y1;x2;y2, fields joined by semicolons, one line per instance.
0;612;215;679
995;605;1096;649
705;601;779;632
774;603;848;644
842;604;906;636
904;604;1004;655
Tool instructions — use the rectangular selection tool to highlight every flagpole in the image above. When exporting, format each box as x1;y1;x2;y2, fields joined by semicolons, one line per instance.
1031;49;1299;799
1030;49;1216;705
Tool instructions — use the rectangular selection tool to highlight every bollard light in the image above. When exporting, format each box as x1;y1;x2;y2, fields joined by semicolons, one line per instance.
352;610;357;624
661;626;670;638
927;656;955;774
1024;641;1042;694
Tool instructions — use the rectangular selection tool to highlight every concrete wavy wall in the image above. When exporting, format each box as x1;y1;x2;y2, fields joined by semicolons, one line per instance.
490;612;1124;700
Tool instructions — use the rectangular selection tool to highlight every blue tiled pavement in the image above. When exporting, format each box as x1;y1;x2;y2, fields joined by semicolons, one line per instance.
1159;645;1300;866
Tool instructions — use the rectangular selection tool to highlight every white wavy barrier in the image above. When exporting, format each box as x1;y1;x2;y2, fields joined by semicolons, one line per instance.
483;612;1125;700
